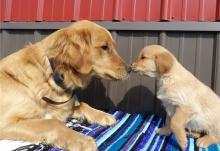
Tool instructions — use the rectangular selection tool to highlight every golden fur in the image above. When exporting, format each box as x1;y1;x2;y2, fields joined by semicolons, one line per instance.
132;45;220;150
0;20;129;151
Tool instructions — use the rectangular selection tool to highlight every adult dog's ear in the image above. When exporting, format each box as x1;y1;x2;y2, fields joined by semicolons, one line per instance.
67;28;93;75
52;28;93;75
155;52;174;75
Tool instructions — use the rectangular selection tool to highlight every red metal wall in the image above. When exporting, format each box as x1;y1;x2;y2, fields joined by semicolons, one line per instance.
1;0;220;22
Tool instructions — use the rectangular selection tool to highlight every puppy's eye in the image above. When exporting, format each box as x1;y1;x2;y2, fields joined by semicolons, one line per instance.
141;56;146;59
101;45;109;51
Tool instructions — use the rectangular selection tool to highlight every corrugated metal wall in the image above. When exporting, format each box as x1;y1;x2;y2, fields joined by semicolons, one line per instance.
1;0;220;21
1;27;220;116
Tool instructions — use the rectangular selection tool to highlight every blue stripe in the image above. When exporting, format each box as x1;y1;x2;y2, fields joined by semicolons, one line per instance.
149;135;161;151
156;135;166;151
140;118;162;150
121;115;155;151
99;114;138;150
149;120;166;151
135;116;160;150
207;144;220;151
166;134;181;151
96;113;130;146
106;114;143;151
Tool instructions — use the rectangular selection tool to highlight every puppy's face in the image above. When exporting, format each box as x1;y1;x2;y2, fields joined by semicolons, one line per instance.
50;20;129;81
131;45;174;77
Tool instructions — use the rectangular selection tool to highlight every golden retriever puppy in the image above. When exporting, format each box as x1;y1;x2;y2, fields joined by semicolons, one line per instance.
0;20;130;151
131;45;220;150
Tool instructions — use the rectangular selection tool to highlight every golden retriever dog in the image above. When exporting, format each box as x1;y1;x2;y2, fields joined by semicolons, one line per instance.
0;20;130;151
131;45;220;150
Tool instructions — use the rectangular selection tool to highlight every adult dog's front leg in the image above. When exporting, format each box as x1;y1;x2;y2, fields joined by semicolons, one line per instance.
0;119;97;151
72;102;116;126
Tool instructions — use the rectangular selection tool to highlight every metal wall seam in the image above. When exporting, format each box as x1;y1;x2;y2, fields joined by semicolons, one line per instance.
215;33;220;96
198;0;217;21
0;0;5;21
102;0;114;20
36;0;44;21
52;0;66;21
113;0;123;21
78;0;92;20
72;0;80;20
29;0;38;21
11;0;38;21
198;0;205;21
184;0;199;21
147;0;162;21
42;0;51;21
45;0;72;22
11;0;20;21
4;0;12;21
203;0;217;21
63;0;74;21
123;0;135;21
161;0;170;20
145;0;152;20
217;0;220;20
90;0;105;20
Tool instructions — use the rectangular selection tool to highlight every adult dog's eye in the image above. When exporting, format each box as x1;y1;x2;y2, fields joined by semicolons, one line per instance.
101;45;109;51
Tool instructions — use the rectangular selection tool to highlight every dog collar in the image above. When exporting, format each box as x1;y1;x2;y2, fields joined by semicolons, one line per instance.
48;58;66;89
42;93;75;105
41;58;74;105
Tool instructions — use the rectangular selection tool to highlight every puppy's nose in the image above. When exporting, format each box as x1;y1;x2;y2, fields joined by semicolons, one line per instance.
126;66;132;73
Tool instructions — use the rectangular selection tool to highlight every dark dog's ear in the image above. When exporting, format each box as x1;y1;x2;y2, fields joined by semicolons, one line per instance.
155;52;174;75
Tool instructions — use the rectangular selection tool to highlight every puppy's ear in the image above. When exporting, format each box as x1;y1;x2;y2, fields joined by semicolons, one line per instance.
155;52;174;75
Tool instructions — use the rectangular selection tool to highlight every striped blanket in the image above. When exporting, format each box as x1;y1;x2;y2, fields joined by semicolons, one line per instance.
1;111;220;151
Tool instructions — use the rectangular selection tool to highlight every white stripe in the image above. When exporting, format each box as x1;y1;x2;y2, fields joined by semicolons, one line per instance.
106;115;141;150
0;140;31;151
140;118;162;151
157;136;166;151
142;115;155;133
217;144;220;150
126;115;155;151
199;148;203;151
96;113;130;146
150;135;161;151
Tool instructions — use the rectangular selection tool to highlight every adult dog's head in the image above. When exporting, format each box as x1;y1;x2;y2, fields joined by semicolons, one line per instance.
131;45;175;77
42;20;130;87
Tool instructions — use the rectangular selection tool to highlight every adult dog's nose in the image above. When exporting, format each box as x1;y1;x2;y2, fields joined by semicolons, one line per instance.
126;66;132;73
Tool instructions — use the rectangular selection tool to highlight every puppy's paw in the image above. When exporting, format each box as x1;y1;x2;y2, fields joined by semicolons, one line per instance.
196;135;216;148
156;128;171;136
178;137;187;150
